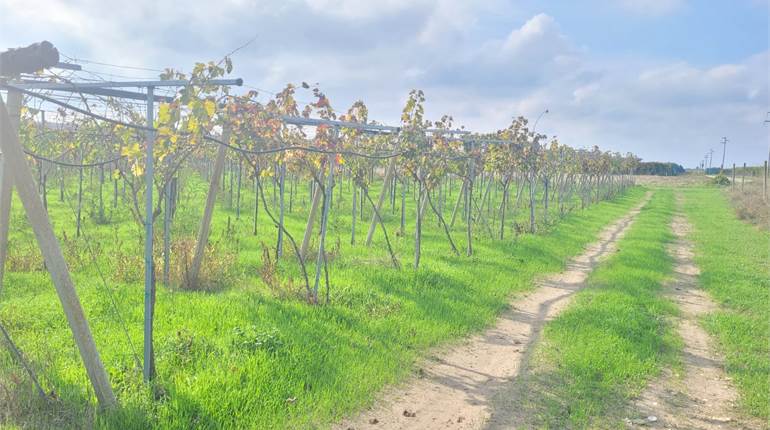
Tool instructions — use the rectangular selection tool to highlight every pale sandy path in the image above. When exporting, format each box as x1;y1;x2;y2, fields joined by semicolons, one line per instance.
627;199;765;430
336;193;653;430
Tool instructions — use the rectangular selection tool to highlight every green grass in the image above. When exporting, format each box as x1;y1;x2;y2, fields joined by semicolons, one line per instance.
680;187;770;419
494;190;680;429
0;167;644;429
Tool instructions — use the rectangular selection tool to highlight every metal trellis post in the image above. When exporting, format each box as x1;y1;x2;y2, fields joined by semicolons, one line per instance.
143;86;156;381
313;152;334;301
277;161;286;258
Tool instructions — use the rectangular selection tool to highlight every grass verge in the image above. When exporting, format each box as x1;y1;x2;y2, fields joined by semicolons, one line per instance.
681;187;769;419
493;190;680;429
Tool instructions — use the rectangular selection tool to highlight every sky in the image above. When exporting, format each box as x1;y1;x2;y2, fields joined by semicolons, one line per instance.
1;0;768;166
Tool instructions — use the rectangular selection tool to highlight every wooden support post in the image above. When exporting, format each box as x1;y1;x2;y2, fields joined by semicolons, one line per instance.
742;162;746;192
732;163;736;190
762;160;767;202
0;89;21;288
189;129;229;287
475;178;493;226
365;158;395;247
0;98;116;408
449;180;465;228
301;184;322;258
391;174;397;214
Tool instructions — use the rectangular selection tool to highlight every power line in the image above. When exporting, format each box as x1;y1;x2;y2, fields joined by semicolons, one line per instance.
59;53;165;73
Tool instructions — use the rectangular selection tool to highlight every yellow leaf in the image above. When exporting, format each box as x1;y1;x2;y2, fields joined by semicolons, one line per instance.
131;162;144;176
157;126;172;137
204;99;216;118
158;103;171;124
121;142;141;158
188;116;200;134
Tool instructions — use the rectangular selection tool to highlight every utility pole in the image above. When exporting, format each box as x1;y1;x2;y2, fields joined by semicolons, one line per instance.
720;137;728;171
764;112;770;170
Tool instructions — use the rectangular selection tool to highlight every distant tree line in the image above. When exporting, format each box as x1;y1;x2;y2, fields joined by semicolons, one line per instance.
634;162;685;176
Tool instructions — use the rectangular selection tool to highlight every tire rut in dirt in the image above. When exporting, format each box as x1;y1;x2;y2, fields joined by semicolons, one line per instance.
336;192;653;430
627;197;764;430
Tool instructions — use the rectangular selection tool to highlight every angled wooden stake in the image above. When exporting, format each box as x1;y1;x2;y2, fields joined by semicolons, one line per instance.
189;127;230;287
365;158;395;247
0;89;21;288
300;184;322;258
0;97;116;408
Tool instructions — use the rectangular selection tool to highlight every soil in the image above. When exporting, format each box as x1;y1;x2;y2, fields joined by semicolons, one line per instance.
336;193;653;430
626;200;765;430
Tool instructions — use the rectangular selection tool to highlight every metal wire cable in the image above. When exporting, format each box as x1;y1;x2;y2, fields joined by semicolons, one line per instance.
0;320;48;400
57;177;143;371
211;136;406;159
5;84;411;160
23;150;124;168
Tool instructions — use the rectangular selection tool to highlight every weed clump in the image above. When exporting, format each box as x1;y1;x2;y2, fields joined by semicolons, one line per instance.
259;243;305;300
159;329;216;368
173;238;238;292
230;326;283;355
710;173;730;185
5;242;43;272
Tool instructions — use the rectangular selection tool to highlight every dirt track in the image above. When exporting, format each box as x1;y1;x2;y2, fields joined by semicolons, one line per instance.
336;193;653;430
628;199;764;430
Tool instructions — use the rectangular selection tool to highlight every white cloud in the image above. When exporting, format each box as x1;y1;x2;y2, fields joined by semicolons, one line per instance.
573;83;600;104
304;0;416;20
502;13;558;52
615;0;685;16
417;0;476;46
